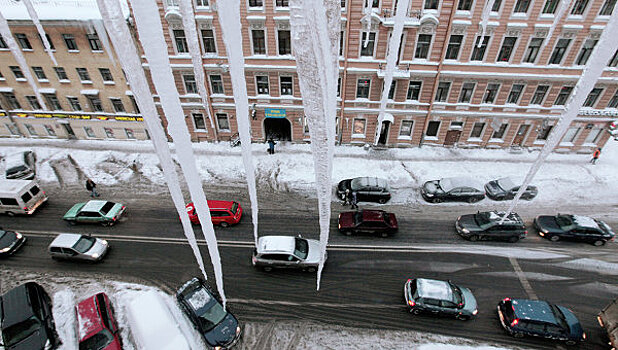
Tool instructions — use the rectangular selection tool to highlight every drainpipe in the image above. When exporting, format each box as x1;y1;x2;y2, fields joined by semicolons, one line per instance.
203;64;219;142
418;0;457;147
337;4;353;145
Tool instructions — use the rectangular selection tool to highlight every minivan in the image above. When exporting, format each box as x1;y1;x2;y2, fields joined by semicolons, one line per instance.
4;151;36;180
0;179;47;216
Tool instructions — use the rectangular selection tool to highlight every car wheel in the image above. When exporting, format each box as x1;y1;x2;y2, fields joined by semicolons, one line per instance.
378;198;387;204
467;197;479;203
306;267;317;273
220;222;229;228
102;221;113;227
513;332;524;338
456;314;470;321
262;266;273;272
432;198;443;203
565;340;577;346
469;235;479;242
593;240;606;246
508;236;520;243
343;230;353;236
549;235;560;242
412;309;422;315
67;220;76;226
5;211;14;217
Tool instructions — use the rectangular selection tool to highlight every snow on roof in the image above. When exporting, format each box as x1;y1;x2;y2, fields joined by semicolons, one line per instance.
439;177;482;192
496;177;516;191
76;295;99;340
50;233;81;247
258;236;295;253
186;287;212;312
572;215;600;229
511;299;557;324
4;152;25;168
417;278;453;301
82;200;107;212
0;179;34;193
0;0;130;21
350;177;389;190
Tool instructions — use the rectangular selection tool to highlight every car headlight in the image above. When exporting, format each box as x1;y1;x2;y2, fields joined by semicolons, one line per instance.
472;309;478;315
461;228;469;234
44;339;52;350
425;192;433;197
91;253;100;259
236;326;241;335
101;239;108;245
0;247;10;253
215;347;222;350
15;232;22;239
542;229;548;234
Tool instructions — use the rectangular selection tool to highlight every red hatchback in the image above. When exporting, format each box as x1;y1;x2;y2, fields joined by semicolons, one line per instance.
185;200;243;227
338;209;398;237
76;292;122;350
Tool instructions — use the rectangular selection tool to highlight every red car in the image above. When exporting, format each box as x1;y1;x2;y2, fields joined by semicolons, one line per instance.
338;209;398;237
76;292;122;350
185;200;243;227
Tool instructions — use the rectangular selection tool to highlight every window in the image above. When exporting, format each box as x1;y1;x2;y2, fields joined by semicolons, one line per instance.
67;97;82;111
201;29;216;54
513;0;531;12
542;0;559;13
249;0;263;6
435;82;451;102
2;93;21;109
280;76;293;95
87;33;102;51
99;68;114;82
278;30;291;55
506;84;525;104
575;39;597;65
44;124;56;136
583;88;603;107
0;34;6;49
54;67;68;80
256;75;270;95
385;81;397;100
37;34;54;50
364;0;379;6
360;32;376;57
31;67;47;80
172;30;188;53
183;74;197;94
523;38;543;63
193;113;206;130
445;35;463;60
276;0;289;5
570;0;589;14
196;0;209;5
356;78;370;98
470;36;489;61
530;85;549;105
86;96;103;111
84;126;96;138
26;96;41;109
15;33;32;49
125;128;136;139
424;0;438;9
104;127;115;138
415;34;432;59
252;29;266;55
609;50;618;67
536;124;553;140
497;37;517;62
608;90;618;108
337;76;341;97
407;81;422;100
491;123;508;139
554;86;573;105
584;128;602;144
483;83;500;104
76;68;91;82
110;98;125;112
549;39;570;64
352;118;366;135
24;124;37;136
470;122;486;138
216;113;230;131
599;0;616;15
399;120;414;137
10;66;24;79
561;127;580;143
491;0;502;10
63;34;78;50
42;94;61;110
458;0;472;10
129;95;140;113
458;82;475;103
339;31;345;56
210;74;224;94
426;121;440;137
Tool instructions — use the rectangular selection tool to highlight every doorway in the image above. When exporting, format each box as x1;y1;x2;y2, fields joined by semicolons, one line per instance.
444;130;461;146
512;124;530;146
61;123;76;139
377;121;391;145
264;118;291;141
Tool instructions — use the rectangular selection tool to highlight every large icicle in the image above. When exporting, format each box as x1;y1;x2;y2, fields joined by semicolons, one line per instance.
178;0;215;131
216;0;260;246
21;0;57;65
362;0;373;48
92;19;116;65
96;0;208;284
0;10;47;110
290;0;339;290
540;0;573;52
477;0;494;47
373;0;410;145
500;13;618;224
129;0;227;306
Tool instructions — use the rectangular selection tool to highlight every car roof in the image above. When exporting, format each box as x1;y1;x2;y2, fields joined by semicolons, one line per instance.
81;200;109;212
1;282;39;327
571;215;600;229
496;177;517;190
257;236;296;254
511;299;558;324
50;233;82;248
76;294;105;341
188;200;235;210
4;152;27;168
360;210;388;222
440;177;483;192
416;278;453;301
485;211;523;224
350;177;389;190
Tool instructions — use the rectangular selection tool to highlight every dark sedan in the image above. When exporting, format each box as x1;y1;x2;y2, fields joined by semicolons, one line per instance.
176;278;241;349
338;209;398;237
534;214;615;246
336;177;391;204
485;177;538;201
421;177;485;203
455;211;527;243
0;229;26;257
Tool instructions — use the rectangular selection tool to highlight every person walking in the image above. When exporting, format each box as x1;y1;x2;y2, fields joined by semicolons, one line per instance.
350;191;358;209
267;137;277;155
591;147;602;165
86;178;100;198
342;188;351;206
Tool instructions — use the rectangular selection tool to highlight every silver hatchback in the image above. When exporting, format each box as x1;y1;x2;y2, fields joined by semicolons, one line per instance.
48;233;109;262
251;235;324;272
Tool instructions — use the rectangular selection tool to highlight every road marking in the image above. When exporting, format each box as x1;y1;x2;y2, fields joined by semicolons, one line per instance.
227;298;403;309
509;257;537;300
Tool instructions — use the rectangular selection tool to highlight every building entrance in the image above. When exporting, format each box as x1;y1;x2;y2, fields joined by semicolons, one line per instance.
377;121;391;145
264;118;291;141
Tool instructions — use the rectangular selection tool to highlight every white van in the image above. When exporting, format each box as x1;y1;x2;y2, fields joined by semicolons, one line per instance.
0;179;48;216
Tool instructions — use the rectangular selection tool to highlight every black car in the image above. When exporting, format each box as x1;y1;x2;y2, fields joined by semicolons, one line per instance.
336;177;391;204
485;177;538;201
176;278;241;349
497;298;586;345
421;177;485;203
0;282;60;350
455;211;527;243
534;214;615;246
0;229;26;257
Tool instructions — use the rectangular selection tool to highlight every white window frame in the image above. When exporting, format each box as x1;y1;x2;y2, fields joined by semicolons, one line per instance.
250;28;267;56
359;31;377;58
216;113;230;131
352;118;367;137
560;127;580;144
199;28;218;55
398;119;414;139
276;29;292;56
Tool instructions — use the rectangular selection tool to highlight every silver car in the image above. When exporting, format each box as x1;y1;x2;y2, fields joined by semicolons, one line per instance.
48;233;109;262
251;235;324;272
4;151;36;180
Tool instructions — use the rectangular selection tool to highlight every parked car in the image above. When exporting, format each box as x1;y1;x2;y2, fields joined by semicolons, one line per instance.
338;209;398;237
184;200;243;227
597;297;618;350
0;228;26;257
421;177;485;203
76;292;122;350
497;298;586;345
455;211;527;243
485;177;538;201
252;235;323;272
48;233;109;262
63;200;126;226
403;278;478;320
4;151;36;180
176;278;241;349
534;214;615;246
0;179;47;216
0;282;60;350
336;177;391;204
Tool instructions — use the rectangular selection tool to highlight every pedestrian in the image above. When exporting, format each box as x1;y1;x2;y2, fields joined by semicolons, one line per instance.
267;137;277;155
86;178;100;198
350;191;358;209
590;147;601;165
342;188;351;206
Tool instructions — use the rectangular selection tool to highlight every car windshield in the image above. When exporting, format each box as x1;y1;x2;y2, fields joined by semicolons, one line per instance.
354;211;363;225
6;165;27;175
474;212;494;228
550;305;569;331
294;238;309;260
3;316;41;346
450;284;463;305
73;236;96;253
0;231;14;246
79;329;113;350
555;215;575;229
187;287;227;331
99;202;115;215
231;202;239;214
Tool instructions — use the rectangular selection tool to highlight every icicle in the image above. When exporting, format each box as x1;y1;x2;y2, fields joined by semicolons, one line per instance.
178;0;216;131
539;0;573;52
500;12;618;224
290;0;339;290
217;0;260;246
477;0;494;47
0;9;47;110
96;0;208;283
362;0;373;48
21;0;57;65
373;0;410;145
92;19;116;65
128;0;228;307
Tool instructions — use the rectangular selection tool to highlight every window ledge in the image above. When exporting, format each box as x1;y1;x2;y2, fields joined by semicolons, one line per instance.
467;137;483;142
0;78;5;81
91;50;104;53
15;78;27;82
397;136;412;140
488;139;504;143
37;79;50;83
68;50;80;53
21;49;33;52
103;81;116;85
424;136;439;141
351;134;366;139
59;79;71;83
80;80;93;84
582;142;598;147
559;142;575;146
